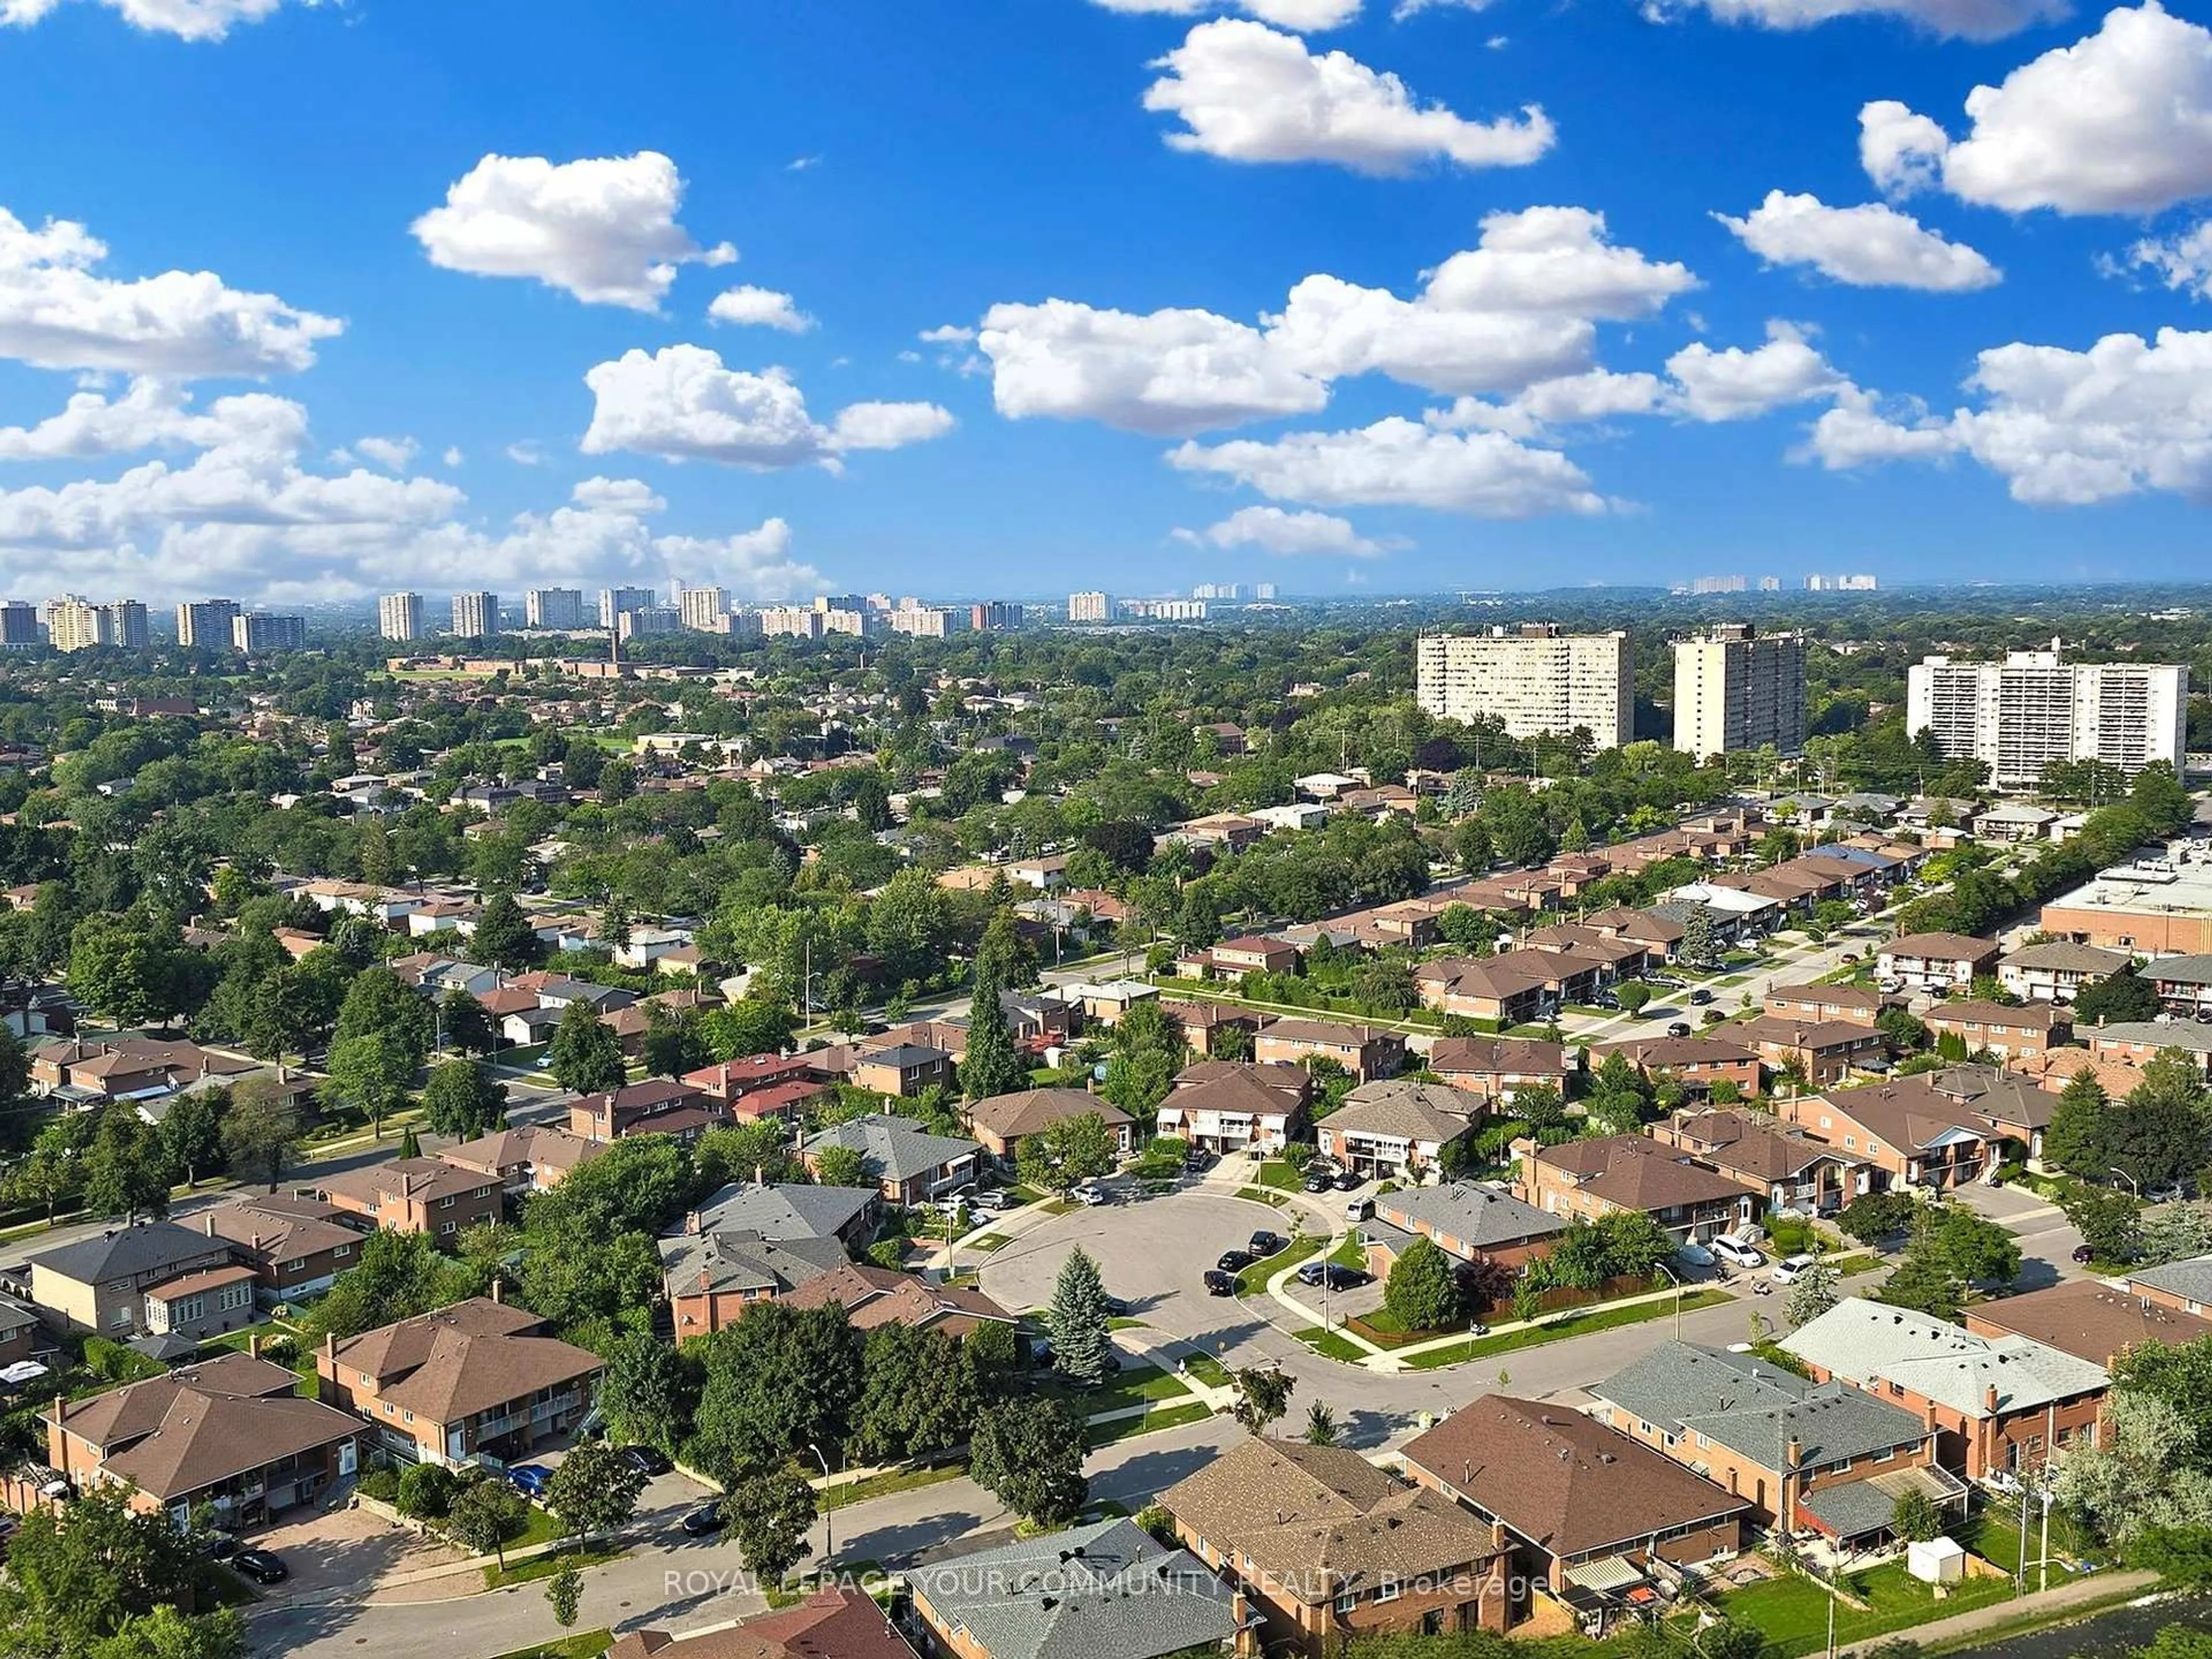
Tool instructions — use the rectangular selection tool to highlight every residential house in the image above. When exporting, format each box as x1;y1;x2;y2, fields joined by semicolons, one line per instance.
1402;1396;1751;1631
2121;1255;2212;1317
1253;1018;1406;1082
308;1157;503;1241
1184;934;1301;979
1316;1080;1480;1182
196;1194;367;1301
1362;1181;1564;1283
1424;1036;1570;1106
2146;955;2212;1017
851;1044;956;1099
1160;1436;1506;1654
567;1078;723;1143
31;1035;256;1107
962;1088;1134;1166
26;1220;238;1337
1781;1299;2109;1480
1582;906;1687;962
1645;1108;1865;1214
1735;1014;1889;1090
800;1114;980;1205
1162;999;1266;1059
315;1294;604;1468
607;1587;918;1659
1066;979;1158;1025
1513;1136;1760;1243
2085;1021;2212;1075
1592;1340;1961;1548
439;1124;604;1194
783;1262;1015;1339
1771;1065;2053;1187
1157;1062;1312;1154
1974;803;2061;844
1593;1035;1762;1101
47;1350;361;1527
1763;984;1897;1029
683;1180;880;1251
1877;933;2000;995
1965;1279;2212;1367
906;1516;1240;1659
662;1230;853;1335
2000;942;2133;1005
683;1054;833;1123
1922;1000;2070;1062
0;1291;40;1368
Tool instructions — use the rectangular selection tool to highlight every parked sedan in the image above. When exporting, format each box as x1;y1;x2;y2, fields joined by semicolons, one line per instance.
1071;1183;1109;1206
1297;1261;1365;1291
1216;1249;1255;1273
1666;1021;1695;1039
1203;1268;1238;1296
617;1444;673;1478
1302;1170;1334;1194
1769;1253;1819;1285
506;1463;554;1497
680;1502;726;1537
232;1549;289;1586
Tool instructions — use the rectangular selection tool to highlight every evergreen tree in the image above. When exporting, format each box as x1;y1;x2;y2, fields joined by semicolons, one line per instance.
1382;1236;1462;1331
960;969;1029;1104
1044;1247;1113;1387
472;891;543;972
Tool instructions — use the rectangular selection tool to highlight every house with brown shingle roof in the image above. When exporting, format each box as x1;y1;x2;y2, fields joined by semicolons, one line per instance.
1159;1437;1507;1655
961;1087;1134;1165
1157;1062;1312;1154
1877;933;2000;995
1425;1035;1570;1106
315;1294;603;1469
781;1261;1014;1339
1735;1014;1888;1090
1316;1080;1481;1181
1253;1017;1407;1082
1593;1034;1762;1100
1771;1065;2051;1190
439;1124;604;1194
48;1350;361;1525
195;1193;368;1301
607;1588;918;1659
1645;1108;1865;1215
1512;1134;1760;1243
1965;1278;2212;1368
1402;1395;1750;1626
305;1156;503;1242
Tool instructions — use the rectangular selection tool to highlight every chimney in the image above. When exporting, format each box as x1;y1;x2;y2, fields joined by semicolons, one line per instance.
203;1213;215;1236
699;1267;710;1292
1985;1382;1999;1414
325;1330;336;1361
1786;1436;1802;1471
490;1277;503;1304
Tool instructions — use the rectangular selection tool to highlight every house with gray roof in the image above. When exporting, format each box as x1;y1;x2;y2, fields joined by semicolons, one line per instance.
26;1219;242;1339
2147;954;2212;1017
1999;941;2133;1005
661;1230;850;1339
1366;1181;1564;1285
1593;1340;1962;1544
2087;1020;2212;1073
907;1515;1238;1659
801;1113;980;1205
1781;1299;2110;1480
682;1180;878;1249
2126;1253;2212;1316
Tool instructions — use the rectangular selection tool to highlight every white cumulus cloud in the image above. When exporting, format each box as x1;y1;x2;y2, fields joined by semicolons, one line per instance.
0;0;293;40
1168;415;1606;517
580;344;953;469
1858;101;1954;198
411;152;736;311
1644;0;2062;40
1666;322;1849;421
1862;5;2212;215
1087;0;1365;26
1174;503;1394;555
1717;190;1999;290
352;435;418;473
1142;18;1552;173
0;207;340;377
707;285;815;333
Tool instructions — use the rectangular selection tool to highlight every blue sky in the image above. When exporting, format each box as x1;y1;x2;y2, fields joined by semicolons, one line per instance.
4;0;2212;603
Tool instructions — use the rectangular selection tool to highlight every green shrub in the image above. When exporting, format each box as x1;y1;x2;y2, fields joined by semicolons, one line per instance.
260;1334;299;1366
357;1467;402;1503
397;1461;460;1520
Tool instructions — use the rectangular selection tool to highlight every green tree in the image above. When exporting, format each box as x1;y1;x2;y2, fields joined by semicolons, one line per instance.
1383;1236;1463;1332
1304;1400;1340;1446
68;914;182;1029
1783;1259;1839;1327
472;891;543;972
2074;964;2160;1027
1014;1111;1119;1196
82;1107;171;1222
810;1143;872;1188
968;1397;1087;1528
2062;1185;2143;1265
0;1484;230;1659
687;1303;865;1484
726;1461;819;1586
2046;1068;2111;1177
445;1476;527;1569
1044;1246;1114;1388
1837;1190;1918;1247
599;1331;700;1455
438;986;497;1056
156;1088;226;1185
548;997;626;1094
641;1004;708;1079
1876;1250;1964;1321
334;965;433;1062
1100;998;1183;1116
326;1028;416;1139
850;1325;980;1464
545;1561;582;1630
1230;1365;1297;1435
419;1057;508;1140
306;1228;481;1341
699;997;799;1061
544;1439;647;1544
218;1073;305;1192
1891;1488;1943;1543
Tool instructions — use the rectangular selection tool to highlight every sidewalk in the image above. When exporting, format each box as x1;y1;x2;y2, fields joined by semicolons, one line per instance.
1832;1569;2161;1658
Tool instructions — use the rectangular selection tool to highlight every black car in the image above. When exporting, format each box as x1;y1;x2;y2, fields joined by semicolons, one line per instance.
1184;1149;1213;1172
232;1549;288;1585
1101;1294;1133;1318
1302;1169;1334;1193
1666;1021;1694;1038
1688;988;1713;1006
1203;1268;1238;1296
2072;1243;2097;1264
196;1531;241;1562
680;1502;726;1536
618;1444;673;1478
1247;1230;1282;1257
1333;1169;1362;1191
1216;1248;1254;1273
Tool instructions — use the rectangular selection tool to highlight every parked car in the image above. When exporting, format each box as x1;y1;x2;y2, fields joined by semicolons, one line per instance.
1071;1183;1108;1207
1689;988;1713;1007
1203;1268;1238;1296
971;1189;1013;1212
1594;990;1621;1011
680;1502;725;1537
1674;1241;1715;1269
1302;1169;1334;1194
232;1549;289;1585
1345;1196;1374;1222
1216;1248;1255;1273
195;1530;241;1562
1982;1468;2022;1497
1712;1235;1766;1268
506;1463;553;1497
1334;1169;1362;1192
1184;1149;1213;1172
2072;1243;2097;1264
1298;1260;1365;1291
1770;1253;1818;1285
616;1444;672;1478
934;1191;972;1217
2147;1183;2188;1205
1248;1230;1283;1258
1666;1021;1695;1039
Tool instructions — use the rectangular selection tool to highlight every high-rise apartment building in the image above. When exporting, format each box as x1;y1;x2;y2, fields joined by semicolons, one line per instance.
450;591;499;637
1253;582;1278;601
232;612;308;652
678;586;729;631
100;600;148;650
616;606;681;641
525;588;586;630
814;594;870;616
378;592;424;642
888;605;964;638
175;599;240;649
1415;625;1635;749
1672;623;1806;760
1691;574;1748;594
599;586;656;627
1121;599;1207;621
0;601;36;647
46;596;107;653
760;607;825;638
1067;592;1111;623
1907;645;2189;790
969;601;1024;632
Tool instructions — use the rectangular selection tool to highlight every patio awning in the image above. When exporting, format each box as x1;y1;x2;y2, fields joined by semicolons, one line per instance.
1566;1556;1647;1596
1801;1465;1971;1541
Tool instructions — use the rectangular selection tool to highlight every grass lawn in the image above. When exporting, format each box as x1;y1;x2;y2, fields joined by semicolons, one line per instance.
821;1462;964;1512
1107;1316;1146;1330
965;1232;1012;1252
1703;1560;2017;1658
1828;1251;1882;1277
1403;1287;1734;1370
1238;1233;1323;1293
482;1546;625;1591
1086;1400;1214;1448
1254;1160;1305;1191
510;1505;568;1551
1236;1186;1293;1209
1293;1325;1369;1363
1182;1352;1233;1389
1327;1233;1366;1271
490;1634;612;1659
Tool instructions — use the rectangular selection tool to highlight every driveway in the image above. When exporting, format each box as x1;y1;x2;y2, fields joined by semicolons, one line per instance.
244;1504;463;1600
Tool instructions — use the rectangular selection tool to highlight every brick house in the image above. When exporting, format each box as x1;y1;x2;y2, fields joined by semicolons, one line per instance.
1316;1081;1479;1182
1921;1000;2070;1062
1187;935;1302;978
1877;933;2001;995
1402;1396;1750;1630
1425;1036;1570;1106
850;1044;956;1099
2000;942;2133;1005
1362;1181;1563;1282
438;1124;604;1194
1782;1300;2108;1480
1156;1062;1312;1154
196;1194;368;1301
2121;1255;2212;1317
25;1220;238;1337
800;1114;980;1205
1161;998;1266;1058
316;1294;603;1469
1593;1035;1762;1101
1513;1135;1760;1243
1771;1066;2051;1188
1735;1015;1889;1090
1965;1279;2212;1367
961;1088;1134;1166
0;1291;39;1368
567;1078;724;1143
47;1350;360;1527
1253;1017;1406;1082
1160;1437;1507;1654
308;1157;503;1242
1645;1108;1867;1215
1593;1340;1961;1547
609;1587;918;1659
1763;983;1899;1029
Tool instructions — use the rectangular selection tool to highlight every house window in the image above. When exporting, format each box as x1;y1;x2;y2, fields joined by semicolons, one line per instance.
286;1257;307;1271
1376;1578;1401;1603
109;1305;132;1328
440;1221;457;1236
438;1195;456;1209
1335;1591;1357;1614
403;1410;414;1424
1638;1419;1654;1435
334;1244;352;1259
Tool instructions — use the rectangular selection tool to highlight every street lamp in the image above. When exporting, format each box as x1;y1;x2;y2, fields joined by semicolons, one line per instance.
806;1441;837;1566
1655;1260;1685;1337
2109;1166;2141;1197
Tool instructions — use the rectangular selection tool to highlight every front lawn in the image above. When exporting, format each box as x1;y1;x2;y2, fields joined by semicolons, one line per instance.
482;1545;624;1591
1041;1359;1192;1415
1253;1161;1305;1191
1238;1232;1323;1293
821;1461;964;1512
490;1635;612;1659
1403;1288;1734;1370
1236;1186;1293;1208
1293;1325;1369;1362
1085;1400;1214;1448
1702;1558;2017;1657
1181;1352;1233;1388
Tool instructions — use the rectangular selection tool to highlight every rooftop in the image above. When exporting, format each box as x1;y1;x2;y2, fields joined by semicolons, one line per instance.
1781;1298;2109;1416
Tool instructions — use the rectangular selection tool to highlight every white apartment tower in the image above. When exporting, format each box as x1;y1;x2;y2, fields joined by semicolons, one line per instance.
1907;643;2188;790
525;588;586;630
1672;623;1807;760
1415;625;1635;749
1067;591;1111;623
175;599;240;649
450;590;499;637
46;596;107;653
378;592;424;642
678;586;729;631
600;586;656;627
